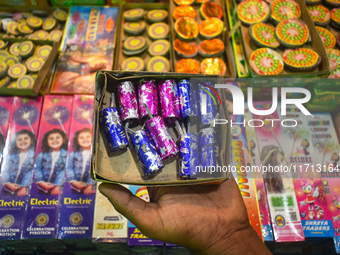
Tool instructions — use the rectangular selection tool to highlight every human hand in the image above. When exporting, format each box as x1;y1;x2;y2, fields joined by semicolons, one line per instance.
51;186;60;195
17;187;28;196
99;178;271;255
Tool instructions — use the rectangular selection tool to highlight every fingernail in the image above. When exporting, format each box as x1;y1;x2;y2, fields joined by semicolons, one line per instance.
98;183;109;196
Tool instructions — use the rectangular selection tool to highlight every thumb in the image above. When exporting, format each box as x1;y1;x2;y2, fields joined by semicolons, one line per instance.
99;183;162;236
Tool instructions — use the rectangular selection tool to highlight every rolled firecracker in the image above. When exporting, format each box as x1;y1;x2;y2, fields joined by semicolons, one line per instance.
145;116;178;160
159;79;180;121
178;79;190;120
200;144;217;169
131;130;164;176
179;133;199;178
100;106;129;152
198;83;217;127
138;79;158;119
199;127;217;146
118;81;139;125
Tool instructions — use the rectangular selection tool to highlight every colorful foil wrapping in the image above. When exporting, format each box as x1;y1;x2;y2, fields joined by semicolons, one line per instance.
145;116;178;160
118;81;139;124
179;133;199;178
159;79;180;121
131;130;164;175
198;83;217;127
100;107;129;152
178;79;190;120
138;79;158;119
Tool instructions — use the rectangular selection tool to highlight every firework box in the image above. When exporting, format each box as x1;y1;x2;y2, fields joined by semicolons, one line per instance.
279;107;334;238
225;0;330;78
92;183;128;242
128;185;163;246
23;95;74;239
58;95;95;239
307;113;340;246
244;107;274;241
114;3;173;73
0;97;14;166
0;39;59;96
52;6;119;94
253;102;304;242
227;86;262;239
92;71;231;185
168;0;236;77
0;96;43;240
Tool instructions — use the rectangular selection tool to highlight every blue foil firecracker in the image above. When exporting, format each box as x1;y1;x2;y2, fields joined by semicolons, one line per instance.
131;130;164;176
198;82;217;127
100;106;129;152
179;133;199;178
178;79;190;120
200;144;218;168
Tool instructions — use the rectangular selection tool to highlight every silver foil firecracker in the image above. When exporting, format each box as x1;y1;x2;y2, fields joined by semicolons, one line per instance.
198;82;217;127
178;79;191;120
138;79;158;120
118;81;139;124
100;94;129;152
145;116;178;160
159;79;180;121
179;133;199;178
130;130;164;176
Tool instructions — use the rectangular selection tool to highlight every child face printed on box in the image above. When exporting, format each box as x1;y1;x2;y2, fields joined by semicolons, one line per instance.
47;132;64;151
77;130;92;150
16;133;33;152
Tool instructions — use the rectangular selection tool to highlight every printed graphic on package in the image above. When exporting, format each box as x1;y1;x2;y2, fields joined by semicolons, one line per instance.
61;6;119;57
253;102;304;242
280;107;335;238
92;183;128;242
58;95;96;239
244;108;274;241
0;97;14;166
228;89;262;240
128;186;163;246
23;95;74;239
0;97;43;240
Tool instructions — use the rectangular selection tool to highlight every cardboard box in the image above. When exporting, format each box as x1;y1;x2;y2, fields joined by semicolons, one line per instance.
92;71;231;185
226;0;330;77
0;39;59;96
169;0;236;77
0;0;50;7
50;0;105;6
113;3;173;72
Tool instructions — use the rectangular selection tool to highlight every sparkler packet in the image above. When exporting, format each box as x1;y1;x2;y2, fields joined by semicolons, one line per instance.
198;82;217;127
0;97;14;166
0;96;43;240
145;116;178;160
59;95;96;239
23;95;74;239
130;130;164;176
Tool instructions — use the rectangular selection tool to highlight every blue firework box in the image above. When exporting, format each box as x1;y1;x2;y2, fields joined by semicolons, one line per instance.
92;71;232;186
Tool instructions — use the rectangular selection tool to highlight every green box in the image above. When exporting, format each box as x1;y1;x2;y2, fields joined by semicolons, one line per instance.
50;0;105;6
